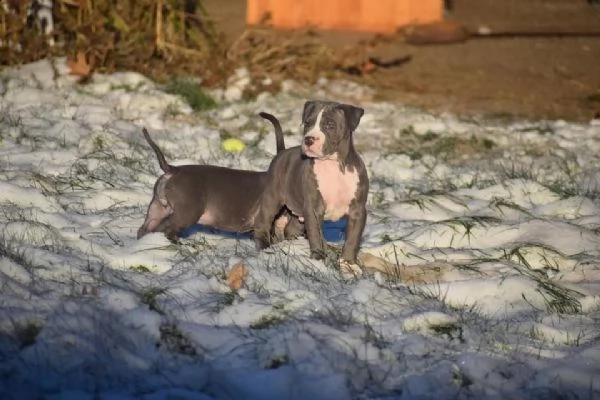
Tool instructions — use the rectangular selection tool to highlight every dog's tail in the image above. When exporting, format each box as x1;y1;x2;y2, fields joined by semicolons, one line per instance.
142;127;172;173
259;112;285;154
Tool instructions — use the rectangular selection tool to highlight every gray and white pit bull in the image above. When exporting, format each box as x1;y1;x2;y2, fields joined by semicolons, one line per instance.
253;100;369;276
137;114;301;242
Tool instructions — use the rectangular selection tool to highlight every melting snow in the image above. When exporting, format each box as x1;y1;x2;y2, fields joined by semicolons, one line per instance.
0;58;599;399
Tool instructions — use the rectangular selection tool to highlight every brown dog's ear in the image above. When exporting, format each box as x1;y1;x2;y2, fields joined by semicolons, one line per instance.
301;101;320;125
340;104;364;133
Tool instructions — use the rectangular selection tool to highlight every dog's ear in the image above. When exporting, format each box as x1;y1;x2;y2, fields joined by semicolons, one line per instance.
340;104;364;133
301;101;321;125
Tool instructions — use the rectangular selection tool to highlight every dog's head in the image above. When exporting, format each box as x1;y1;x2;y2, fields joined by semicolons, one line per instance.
300;100;364;159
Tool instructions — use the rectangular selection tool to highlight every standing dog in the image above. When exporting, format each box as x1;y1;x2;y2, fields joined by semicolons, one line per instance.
253;100;369;275
137;114;297;241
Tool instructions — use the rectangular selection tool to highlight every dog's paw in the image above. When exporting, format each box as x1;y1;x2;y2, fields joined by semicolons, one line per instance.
338;259;363;280
254;235;271;250
165;232;181;244
255;241;268;251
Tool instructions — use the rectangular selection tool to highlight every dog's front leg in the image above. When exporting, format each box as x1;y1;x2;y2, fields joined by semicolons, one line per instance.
303;193;326;259
341;202;367;264
304;211;326;259
284;216;305;239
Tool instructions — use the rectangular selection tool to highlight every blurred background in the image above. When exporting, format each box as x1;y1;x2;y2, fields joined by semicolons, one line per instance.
2;0;599;122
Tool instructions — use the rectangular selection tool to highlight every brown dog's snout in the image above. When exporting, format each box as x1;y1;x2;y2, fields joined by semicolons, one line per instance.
304;136;316;146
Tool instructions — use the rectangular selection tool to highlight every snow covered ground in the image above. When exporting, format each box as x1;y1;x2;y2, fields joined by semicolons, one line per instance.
1;58;599;400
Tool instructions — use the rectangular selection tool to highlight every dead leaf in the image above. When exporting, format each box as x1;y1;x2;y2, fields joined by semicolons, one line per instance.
227;261;247;290
67;51;95;82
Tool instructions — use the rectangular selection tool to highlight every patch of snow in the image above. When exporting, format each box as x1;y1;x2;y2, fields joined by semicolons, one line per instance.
1;59;599;400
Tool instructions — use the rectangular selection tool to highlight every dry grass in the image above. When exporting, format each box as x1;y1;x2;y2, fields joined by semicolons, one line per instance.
1;0;228;84
0;1;374;89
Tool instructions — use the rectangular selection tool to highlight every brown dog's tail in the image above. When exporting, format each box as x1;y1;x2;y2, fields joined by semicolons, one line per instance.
142;127;172;173
259;112;285;154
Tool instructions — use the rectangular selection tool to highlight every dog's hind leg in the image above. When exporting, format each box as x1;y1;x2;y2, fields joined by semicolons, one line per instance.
283;214;304;239
254;190;285;249
271;207;304;243
271;210;289;244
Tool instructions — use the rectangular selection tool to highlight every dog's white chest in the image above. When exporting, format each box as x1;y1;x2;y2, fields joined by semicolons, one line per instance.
313;159;359;221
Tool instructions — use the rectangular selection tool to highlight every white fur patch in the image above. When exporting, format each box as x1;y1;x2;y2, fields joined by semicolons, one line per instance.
302;109;326;157
313;158;359;221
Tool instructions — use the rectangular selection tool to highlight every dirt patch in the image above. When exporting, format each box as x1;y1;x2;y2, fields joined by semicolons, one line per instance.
203;0;600;122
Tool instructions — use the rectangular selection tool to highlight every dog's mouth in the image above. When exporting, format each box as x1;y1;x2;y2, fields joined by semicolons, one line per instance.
317;153;339;161
301;145;321;158
302;136;325;158
301;146;338;161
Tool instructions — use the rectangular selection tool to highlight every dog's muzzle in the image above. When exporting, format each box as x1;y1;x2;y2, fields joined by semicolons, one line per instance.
303;136;316;146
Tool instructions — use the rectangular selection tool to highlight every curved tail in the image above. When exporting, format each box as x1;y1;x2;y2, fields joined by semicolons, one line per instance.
142;128;172;173
259;112;285;153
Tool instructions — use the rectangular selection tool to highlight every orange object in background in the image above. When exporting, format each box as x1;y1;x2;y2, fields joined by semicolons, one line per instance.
246;0;443;33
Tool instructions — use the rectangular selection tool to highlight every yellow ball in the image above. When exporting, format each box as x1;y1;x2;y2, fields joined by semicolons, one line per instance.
221;138;246;153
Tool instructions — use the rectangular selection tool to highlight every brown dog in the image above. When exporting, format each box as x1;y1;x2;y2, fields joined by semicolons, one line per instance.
137;114;300;241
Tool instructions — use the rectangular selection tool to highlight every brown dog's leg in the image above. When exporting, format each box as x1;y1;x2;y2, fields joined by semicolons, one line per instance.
284;215;304;239
254;188;285;250
271;210;290;243
271;208;304;242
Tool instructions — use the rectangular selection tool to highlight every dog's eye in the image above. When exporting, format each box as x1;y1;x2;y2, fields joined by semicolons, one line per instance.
323;119;336;131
